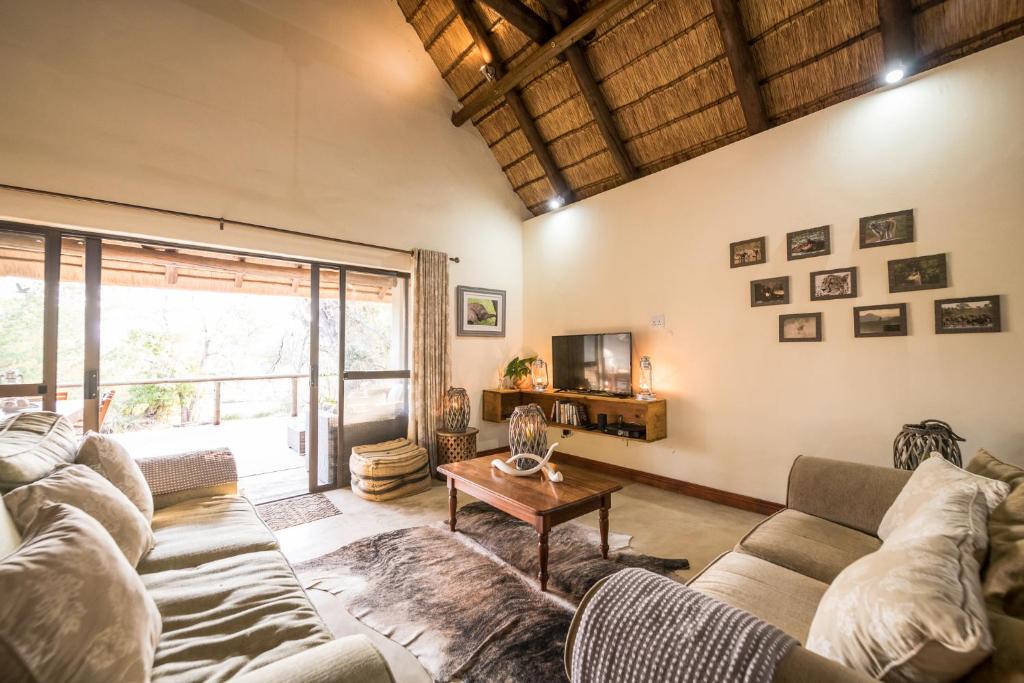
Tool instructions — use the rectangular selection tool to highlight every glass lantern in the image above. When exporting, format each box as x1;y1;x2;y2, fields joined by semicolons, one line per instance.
509;404;548;470
530;358;549;392
636;356;655;400
443;387;471;433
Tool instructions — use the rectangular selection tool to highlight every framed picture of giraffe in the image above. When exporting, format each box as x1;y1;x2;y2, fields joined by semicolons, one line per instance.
456;286;506;337
859;209;914;248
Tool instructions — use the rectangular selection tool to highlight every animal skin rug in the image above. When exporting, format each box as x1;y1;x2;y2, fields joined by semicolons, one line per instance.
296;502;689;683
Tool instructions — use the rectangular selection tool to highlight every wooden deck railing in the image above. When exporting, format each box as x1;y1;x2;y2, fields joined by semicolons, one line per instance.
56;373;332;425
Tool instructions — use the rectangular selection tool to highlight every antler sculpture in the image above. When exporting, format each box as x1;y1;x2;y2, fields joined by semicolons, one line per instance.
491;443;562;482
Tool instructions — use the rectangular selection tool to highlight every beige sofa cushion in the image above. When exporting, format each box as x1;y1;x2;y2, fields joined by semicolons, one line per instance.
4;464;155;566
143;549;332;683
0;504;162;683
807;482;995;682
138;495;278;574
0;411;77;492
0;497;20;558
77;432;154;522
688;551;829;642
966;449;1024;618
737;509;881;583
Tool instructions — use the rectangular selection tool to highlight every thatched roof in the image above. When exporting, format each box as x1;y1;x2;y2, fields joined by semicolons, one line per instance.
0;232;399;300
398;0;1023;214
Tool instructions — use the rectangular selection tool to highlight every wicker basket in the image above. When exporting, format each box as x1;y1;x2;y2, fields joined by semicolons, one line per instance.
893;419;965;470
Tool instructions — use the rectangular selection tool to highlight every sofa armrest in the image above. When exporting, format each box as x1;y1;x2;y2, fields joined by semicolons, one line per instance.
786;456;910;536
774;646;875;683
230;636;395;683
135;447;238;510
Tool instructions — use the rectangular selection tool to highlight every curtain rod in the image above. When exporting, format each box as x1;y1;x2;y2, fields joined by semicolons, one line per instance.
0;182;460;263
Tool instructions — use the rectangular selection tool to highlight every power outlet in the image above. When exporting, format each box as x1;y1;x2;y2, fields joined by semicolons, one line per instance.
650;313;666;329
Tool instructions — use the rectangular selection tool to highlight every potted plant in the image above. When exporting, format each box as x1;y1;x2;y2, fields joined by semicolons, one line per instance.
502;356;536;389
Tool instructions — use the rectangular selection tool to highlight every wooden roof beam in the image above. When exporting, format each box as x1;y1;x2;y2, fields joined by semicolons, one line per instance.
477;0;552;44
557;15;637;181
451;0;636;126
877;0;916;78
487;2;638;181
710;0;769;134
453;0;574;204
537;0;576;22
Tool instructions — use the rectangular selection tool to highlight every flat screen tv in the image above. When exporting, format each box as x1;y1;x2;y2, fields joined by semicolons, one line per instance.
552;333;632;396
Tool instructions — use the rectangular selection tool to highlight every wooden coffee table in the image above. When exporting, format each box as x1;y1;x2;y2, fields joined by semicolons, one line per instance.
437;455;622;592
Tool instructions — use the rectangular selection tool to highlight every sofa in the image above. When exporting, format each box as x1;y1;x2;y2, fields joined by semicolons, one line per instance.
567;453;1024;682
0;411;394;683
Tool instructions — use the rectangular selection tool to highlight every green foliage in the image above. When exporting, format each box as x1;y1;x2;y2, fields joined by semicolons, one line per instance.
503;356;537;382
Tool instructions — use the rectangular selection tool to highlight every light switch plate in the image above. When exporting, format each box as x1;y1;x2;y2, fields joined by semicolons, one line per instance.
650;313;666;328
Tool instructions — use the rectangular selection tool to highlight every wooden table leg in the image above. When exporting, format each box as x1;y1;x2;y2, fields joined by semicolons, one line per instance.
447;479;457;532
538;529;549;592
599;495;610;560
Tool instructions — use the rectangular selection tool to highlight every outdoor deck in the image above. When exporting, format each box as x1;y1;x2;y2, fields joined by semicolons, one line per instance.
112;416;308;504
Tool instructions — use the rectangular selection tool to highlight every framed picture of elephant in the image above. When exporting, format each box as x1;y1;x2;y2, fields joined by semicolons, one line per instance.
456;286;506;337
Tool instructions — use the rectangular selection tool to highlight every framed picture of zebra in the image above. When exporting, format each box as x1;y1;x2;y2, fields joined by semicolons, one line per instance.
859;209;914;248
810;267;858;301
456;286;506;337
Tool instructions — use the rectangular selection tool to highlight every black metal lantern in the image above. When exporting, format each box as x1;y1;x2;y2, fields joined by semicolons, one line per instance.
893;419;965;470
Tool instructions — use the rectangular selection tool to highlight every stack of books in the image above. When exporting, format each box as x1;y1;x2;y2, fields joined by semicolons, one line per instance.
550;400;588;426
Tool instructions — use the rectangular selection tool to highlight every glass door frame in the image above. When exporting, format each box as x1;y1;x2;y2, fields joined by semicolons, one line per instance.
307;264;411;493
0;222;60;411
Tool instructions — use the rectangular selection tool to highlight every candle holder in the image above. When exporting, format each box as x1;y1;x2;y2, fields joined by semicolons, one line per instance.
636;356;655;400
442;387;471;433
530;358;549;392
509;404;548;471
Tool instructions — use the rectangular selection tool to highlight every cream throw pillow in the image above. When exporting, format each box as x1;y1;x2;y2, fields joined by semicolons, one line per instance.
76;432;154;522
0;504;162;682
808;480;997;682
879;454;1010;556
3;464;154;566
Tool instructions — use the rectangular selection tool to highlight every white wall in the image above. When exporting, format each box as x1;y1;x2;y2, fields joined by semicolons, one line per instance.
523;38;1024;503
0;0;528;448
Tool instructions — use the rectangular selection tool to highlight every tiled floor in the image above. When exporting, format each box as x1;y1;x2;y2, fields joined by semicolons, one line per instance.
274;477;765;682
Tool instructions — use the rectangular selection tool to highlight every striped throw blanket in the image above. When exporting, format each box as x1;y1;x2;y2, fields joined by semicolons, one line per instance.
570;568;797;683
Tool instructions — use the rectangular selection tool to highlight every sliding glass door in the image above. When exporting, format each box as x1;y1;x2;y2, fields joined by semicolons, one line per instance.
307;266;410;491
2;221;409;499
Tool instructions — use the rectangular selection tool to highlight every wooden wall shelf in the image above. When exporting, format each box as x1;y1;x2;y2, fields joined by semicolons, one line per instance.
482;389;667;443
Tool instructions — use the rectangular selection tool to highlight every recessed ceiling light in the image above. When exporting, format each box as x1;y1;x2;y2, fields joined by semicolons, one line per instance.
884;68;905;84
547;196;564;211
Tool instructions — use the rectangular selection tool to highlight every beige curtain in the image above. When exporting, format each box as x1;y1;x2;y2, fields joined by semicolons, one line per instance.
410;249;450;476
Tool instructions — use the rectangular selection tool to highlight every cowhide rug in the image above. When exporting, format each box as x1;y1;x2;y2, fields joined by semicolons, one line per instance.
296;502;689;683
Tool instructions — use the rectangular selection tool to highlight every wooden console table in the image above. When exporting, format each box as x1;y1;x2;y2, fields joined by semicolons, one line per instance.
481;388;667;443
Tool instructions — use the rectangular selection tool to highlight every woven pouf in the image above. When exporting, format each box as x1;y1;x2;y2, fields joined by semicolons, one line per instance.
350;438;431;502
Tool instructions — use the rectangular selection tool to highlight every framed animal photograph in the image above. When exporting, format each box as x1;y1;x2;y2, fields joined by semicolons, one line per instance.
787;226;831;260
854;303;908;337
934;296;1001;334
730;236;766;268
860;209;914;248
456;286;506;337
779;313;822;342
750;276;789;307
888;253;948;293
810;267;858;301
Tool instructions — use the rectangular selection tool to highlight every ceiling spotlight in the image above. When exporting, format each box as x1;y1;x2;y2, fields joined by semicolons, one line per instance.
884;68;905;84
547;196;564;211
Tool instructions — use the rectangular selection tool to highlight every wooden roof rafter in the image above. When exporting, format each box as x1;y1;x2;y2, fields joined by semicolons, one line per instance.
710;0;769;134
453;0;575;204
